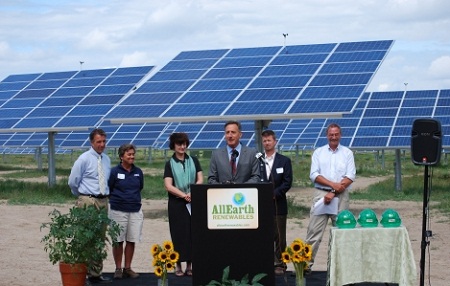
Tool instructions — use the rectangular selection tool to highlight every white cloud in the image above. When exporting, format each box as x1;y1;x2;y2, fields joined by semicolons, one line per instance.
428;56;450;79
119;51;151;67
79;28;117;51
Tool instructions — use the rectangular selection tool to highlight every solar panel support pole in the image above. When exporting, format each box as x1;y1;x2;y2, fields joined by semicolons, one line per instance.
47;132;57;187
394;149;402;191
147;147;153;164
36;147;43;171
254;120;272;152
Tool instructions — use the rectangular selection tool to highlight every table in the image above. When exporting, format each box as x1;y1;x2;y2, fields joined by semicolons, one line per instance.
327;226;417;286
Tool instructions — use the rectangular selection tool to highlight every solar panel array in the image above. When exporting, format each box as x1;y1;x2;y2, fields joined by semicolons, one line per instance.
3;40;449;152
130;89;450;150
106;40;393;122
0;66;154;149
0;66;153;132
1;88;450;152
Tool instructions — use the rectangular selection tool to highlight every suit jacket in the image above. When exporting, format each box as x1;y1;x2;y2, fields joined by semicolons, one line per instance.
262;152;293;215
208;145;260;184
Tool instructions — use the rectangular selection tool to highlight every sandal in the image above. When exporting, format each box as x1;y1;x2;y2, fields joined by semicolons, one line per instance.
185;269;192;276
176;269;184;277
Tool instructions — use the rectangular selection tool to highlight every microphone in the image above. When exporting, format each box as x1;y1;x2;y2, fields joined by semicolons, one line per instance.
231;149;239;159
255;152;268;164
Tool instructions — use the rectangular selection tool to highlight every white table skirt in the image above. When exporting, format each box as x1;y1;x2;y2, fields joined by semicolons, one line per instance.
327;226;417;286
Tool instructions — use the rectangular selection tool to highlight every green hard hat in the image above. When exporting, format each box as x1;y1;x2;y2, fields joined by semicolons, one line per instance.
336;210;357;229
380;208;402;227
357;208;378;227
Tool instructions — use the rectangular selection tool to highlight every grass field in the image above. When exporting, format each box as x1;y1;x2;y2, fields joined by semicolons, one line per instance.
0;148;449;217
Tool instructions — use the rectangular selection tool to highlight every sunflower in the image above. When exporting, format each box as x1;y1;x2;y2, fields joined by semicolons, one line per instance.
283;238;313;286
151;244;160;256
162;241;174;252
151;241;180;285
154;266;163;277
291;241;303;253
158;251;168;262
169;251;179;262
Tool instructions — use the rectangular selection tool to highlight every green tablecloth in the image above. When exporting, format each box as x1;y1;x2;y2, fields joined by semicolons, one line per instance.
327;226;416;286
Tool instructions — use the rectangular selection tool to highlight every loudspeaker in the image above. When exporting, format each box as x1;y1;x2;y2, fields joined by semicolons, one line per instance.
411;118;442;165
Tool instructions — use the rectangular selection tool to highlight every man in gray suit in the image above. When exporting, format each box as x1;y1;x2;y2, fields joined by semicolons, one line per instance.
208;121;260;184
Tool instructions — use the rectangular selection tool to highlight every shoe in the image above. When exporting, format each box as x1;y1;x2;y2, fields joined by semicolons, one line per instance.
274;267;285;275
175;269;184;277
123;268;139;278
114;268;123;279
185;269;193;276
88;275;112;284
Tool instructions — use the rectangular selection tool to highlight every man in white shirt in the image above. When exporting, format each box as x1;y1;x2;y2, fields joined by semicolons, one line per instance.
68;128;112;284
305;123;356;275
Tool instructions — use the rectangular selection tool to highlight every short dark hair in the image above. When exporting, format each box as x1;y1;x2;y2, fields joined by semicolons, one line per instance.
118;143;136;158
89;128;107;142
169;132;190;150
224;120;241;131
261;129;276;139
326;123;342;135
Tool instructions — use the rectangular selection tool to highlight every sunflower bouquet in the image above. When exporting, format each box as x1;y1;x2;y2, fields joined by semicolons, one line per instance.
281;238;312;286
151;241;179;286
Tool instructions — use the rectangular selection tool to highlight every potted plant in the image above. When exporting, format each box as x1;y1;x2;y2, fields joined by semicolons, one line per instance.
41;205;121;286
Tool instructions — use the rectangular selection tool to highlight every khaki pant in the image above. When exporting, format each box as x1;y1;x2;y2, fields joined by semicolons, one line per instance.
305;189;349;267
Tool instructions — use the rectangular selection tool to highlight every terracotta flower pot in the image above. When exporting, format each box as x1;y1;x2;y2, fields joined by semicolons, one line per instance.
59;262;87;286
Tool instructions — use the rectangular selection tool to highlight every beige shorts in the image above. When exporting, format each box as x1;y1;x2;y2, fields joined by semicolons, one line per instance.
108;208;143;243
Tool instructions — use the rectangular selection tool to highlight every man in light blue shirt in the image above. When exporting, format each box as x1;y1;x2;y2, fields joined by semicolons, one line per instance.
68;128;112;284
305;123;356;275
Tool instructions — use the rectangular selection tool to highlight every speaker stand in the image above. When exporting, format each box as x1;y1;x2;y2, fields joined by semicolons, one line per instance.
419;165;430;286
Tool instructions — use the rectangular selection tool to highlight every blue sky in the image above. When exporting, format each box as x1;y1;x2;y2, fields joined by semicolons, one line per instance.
1;0;449;92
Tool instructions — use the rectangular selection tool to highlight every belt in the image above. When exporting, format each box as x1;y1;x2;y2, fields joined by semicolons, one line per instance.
79;193;109;199
316;187;333;192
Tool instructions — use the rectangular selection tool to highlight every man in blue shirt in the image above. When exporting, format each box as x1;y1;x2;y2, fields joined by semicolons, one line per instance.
68;128;112;284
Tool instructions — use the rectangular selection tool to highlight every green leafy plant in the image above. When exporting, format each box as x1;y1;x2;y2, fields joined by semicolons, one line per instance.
203;266;267;286
40;205;121;265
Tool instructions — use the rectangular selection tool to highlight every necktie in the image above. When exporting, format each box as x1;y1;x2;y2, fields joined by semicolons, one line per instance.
230;149;237;175
98;155;106;195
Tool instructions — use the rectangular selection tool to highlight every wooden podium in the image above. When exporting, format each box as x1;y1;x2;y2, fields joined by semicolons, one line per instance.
191;183;274;286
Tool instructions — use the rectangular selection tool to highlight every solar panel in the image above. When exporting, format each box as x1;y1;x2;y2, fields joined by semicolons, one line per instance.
0;66;154;132
293;89;450;149
3;88;450;150
107;40;393;123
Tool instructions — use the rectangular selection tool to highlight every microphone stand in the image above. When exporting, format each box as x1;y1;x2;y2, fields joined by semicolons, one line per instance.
259;158;266;182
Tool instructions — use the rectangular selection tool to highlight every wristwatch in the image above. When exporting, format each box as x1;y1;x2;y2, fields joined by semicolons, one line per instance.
330;189;336;194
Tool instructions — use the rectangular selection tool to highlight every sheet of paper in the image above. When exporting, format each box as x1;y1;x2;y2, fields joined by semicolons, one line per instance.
313;197;339;215
186;203;191;215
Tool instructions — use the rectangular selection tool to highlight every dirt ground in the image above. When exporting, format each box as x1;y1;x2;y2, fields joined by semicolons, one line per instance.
0;176;448;286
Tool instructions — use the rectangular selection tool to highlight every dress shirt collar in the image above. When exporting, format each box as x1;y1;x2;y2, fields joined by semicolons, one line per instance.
227;143;242;155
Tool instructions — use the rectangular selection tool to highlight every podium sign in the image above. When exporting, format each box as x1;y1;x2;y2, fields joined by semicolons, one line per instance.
207;187;259;229
191;183;274;286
